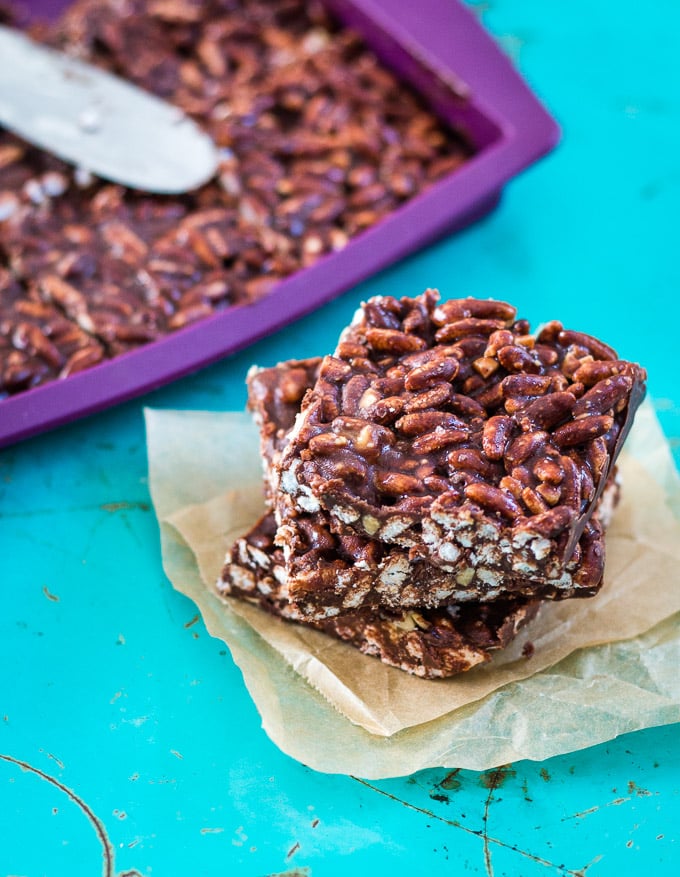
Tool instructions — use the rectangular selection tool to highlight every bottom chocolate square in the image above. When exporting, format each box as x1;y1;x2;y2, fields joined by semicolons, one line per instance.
219;514;540;679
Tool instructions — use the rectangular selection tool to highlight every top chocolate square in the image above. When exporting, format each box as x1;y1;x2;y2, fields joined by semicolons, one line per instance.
277;290;646;586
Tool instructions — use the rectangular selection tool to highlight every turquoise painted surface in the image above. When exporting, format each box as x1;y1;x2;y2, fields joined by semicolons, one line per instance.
1;1;678;874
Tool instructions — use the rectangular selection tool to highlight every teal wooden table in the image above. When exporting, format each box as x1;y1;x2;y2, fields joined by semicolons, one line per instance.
2;1;678;874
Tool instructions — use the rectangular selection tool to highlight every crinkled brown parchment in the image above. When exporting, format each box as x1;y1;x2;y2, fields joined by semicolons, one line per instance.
145;401;680;777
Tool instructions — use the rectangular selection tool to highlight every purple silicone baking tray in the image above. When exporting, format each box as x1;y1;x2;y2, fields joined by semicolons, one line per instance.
0;0;559;448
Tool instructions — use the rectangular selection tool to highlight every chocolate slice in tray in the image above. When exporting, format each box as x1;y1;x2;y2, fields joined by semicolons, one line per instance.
276;291;646;591
219;513;540;679
0;267;106;393
0;0;472;400
240;358;620;618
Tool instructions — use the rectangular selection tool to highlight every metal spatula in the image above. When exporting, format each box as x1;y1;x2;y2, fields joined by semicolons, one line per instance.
0;25;219;194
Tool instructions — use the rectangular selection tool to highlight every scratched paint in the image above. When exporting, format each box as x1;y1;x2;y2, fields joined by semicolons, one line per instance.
480;768;517;875
100;501;151;513
352;776;594;877
183;614;201;629
0;753;142;877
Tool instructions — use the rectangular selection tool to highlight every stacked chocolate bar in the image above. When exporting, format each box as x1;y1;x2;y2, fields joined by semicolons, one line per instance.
218;291;646;678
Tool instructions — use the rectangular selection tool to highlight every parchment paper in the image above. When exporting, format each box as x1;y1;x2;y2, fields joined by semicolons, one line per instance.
146;400;680;777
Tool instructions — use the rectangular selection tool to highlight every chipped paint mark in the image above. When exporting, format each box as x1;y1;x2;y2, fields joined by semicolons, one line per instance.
122;715;149;728
0;753;118;877
100;501;150;513
540;768;551;783
657;834;664;840
287;841;301;859
480;765;516;790
170;749;184;760
430;792;450;805
573;854;603;876
521;778;532;802
184;614;200;628
47;752;65;771
200;827;225;835
311;818;320;828
562;805;600;821
626;840;634;848
42;585;59;602
440;769;462;791
352;776;588;876
597;786;657;815
116;634;126;646
110;691;123;704
232;825;248;847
